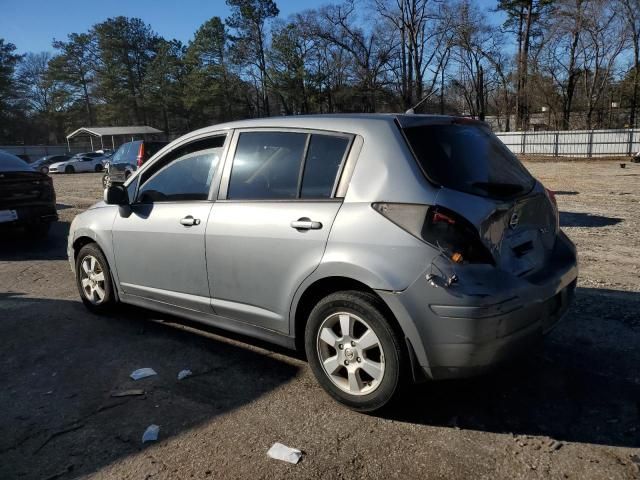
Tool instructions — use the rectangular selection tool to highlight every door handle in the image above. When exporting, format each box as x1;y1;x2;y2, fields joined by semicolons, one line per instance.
291;217;322;230
180;215;201;226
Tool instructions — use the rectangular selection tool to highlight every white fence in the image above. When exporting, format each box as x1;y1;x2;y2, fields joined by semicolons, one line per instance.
495;129;640;157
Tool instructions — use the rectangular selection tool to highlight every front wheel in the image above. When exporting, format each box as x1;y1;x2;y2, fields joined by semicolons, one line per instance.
305;291;407;412
75;243;115;313
65;165;75;174
94;164;103;172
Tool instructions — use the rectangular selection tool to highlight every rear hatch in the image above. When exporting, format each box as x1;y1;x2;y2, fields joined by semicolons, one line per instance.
398;116;557;277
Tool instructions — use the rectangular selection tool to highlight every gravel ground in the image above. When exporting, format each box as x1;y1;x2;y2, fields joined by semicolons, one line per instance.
1;163;639;480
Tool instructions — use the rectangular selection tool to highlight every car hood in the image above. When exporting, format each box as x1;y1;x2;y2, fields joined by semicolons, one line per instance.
87;200;109;210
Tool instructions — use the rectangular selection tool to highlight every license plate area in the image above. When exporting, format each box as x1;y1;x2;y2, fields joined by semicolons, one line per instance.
0;209;18;223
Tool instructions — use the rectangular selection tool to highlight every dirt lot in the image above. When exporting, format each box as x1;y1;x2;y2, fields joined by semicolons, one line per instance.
1;162;639;479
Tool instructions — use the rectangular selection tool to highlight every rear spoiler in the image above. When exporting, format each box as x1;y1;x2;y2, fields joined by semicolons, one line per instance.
395;114;490;130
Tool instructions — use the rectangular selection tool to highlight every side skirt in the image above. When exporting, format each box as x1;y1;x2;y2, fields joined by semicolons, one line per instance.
119;292;296;350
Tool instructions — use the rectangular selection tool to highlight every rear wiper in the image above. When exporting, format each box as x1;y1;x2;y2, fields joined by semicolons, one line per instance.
471;182;524;196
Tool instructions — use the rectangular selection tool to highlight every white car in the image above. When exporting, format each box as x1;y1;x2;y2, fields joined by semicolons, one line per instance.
49;153;106;174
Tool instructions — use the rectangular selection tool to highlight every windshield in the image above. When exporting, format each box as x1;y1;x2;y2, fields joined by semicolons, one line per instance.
402;123;535;199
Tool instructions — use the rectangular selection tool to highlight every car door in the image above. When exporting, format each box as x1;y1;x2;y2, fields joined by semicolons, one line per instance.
112;134;227;312
206;129;353;333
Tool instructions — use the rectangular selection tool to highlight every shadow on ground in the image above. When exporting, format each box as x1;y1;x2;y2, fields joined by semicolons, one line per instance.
0;221;70;261
383;287;640;448
560;211;622;228
0;293;300;480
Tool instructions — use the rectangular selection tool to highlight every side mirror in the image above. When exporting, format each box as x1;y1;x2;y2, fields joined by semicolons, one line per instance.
104;184;129;205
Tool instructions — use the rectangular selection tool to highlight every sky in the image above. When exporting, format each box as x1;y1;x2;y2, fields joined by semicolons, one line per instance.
1;0;502;55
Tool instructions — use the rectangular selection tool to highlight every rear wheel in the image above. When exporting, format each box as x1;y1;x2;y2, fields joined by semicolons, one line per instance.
65;165;75;174
75;243;115;313
305;290;407;412
94;164;103;172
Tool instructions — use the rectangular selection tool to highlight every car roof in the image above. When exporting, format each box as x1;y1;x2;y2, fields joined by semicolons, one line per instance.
183;113;486;138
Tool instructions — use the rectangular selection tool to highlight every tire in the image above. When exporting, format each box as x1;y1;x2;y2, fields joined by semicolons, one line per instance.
41;166;49;174
94;164;103;172
65;165;75;174
75;243;115;313
305;290;408;412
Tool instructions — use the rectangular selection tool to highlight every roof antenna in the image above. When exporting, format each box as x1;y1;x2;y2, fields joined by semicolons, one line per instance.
405;88;439;114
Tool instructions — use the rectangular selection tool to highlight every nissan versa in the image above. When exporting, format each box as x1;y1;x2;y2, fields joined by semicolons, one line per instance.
67;114;577;411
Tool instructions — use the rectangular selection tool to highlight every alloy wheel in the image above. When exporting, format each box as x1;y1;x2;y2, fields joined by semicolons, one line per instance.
316;312;385;396
79;255;106;304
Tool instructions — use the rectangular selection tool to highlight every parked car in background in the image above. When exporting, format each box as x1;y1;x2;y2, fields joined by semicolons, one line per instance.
49;152;107;174
31;154;72;174
102;140;168;187
0;150;57;237
69;114;577;411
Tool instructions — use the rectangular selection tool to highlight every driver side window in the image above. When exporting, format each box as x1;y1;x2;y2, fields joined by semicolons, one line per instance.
137;136;225;203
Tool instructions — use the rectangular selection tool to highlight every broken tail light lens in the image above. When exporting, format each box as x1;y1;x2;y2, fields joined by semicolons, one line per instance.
372;203;494;264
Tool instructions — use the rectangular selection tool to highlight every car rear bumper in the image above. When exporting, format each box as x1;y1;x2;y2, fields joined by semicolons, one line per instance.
378;231;578;380
0;204;58;228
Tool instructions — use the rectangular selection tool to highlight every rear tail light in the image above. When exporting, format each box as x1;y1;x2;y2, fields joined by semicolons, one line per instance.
136;143;145;167
372;203;494;264
544;187;559;229
545;188;557;209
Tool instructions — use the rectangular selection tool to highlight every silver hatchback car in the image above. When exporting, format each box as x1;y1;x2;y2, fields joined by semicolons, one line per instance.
68;114;578;411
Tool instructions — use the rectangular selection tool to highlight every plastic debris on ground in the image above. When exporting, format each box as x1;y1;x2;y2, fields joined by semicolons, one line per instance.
130;368;157;380
177;369;192;380
110;389;145;397
142;424;160;443
267;442;303;464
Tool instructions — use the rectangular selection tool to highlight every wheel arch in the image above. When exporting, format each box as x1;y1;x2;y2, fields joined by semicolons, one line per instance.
72;234;120;302
292;275;402;353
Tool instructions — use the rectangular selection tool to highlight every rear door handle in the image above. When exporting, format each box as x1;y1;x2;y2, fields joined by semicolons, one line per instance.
180;215;201;226
291;217;322;230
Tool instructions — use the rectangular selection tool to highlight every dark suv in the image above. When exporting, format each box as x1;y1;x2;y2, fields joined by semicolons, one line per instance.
103;140;168;187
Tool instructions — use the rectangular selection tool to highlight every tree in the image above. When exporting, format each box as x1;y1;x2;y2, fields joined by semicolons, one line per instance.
498;0;553;130
621;0;640;127
226;0;279;116
92;17;160;125
0;39;22;142
578;0;628;128
373;0;452;110
50;33;97;125
146;39;187;134
537;0;586;129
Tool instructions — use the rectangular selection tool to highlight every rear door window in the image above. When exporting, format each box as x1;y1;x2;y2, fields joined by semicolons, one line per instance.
300;135;350;198
227;131;350;200
402;123;535;199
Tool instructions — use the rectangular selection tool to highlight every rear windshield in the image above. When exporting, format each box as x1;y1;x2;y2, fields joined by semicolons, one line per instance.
0;151;33;172
402;123;535;199
112;141;141;165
